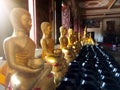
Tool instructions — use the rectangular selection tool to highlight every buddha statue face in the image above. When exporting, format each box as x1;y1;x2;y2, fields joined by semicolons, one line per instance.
60;26;67;36
68;28;73;35
21;14;32;33
10;8;32;34
46;25;52;38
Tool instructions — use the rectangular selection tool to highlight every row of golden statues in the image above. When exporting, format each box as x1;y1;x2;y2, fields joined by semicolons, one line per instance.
0;8;95;90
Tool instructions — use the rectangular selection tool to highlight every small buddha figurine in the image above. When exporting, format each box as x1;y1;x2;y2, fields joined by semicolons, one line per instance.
3;8;55;90
40;22;67;85
59;26;74;64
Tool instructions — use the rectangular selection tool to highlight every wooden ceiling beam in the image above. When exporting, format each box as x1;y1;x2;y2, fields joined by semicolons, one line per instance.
108;0;117;9
84;14;120;19
84;8;120;15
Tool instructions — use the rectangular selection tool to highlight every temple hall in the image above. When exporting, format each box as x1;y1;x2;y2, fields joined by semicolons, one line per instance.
0;0;120;90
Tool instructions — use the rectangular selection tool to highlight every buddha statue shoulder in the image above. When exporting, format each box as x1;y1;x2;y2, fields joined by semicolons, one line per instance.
3;8;55;90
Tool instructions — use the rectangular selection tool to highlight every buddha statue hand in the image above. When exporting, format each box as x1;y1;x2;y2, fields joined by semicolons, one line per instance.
54;49;62;56
28;58;45;69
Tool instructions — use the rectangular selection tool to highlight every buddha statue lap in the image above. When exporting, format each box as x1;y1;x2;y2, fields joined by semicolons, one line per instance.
59;26;75;64
3;8;55;90
40;22;67;86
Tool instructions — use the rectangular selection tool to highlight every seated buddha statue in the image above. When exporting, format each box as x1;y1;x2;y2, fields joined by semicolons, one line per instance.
59;26;74;64
3;8;55;90
86;32;95;45
73;31;81;54
40;22;67;85
81;26;89;46
67;28;77;56
81;26;95;46
59;26;68;49
67;28;75;46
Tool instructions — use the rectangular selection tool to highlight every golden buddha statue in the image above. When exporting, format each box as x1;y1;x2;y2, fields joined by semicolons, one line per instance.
73;31;81;54
81;26;95;46
40;22;67;86
86;32;95;45
67;28;78;56
3;8;55;90
59;26;74;64
81;26;88;46
67;28;75;46
59;26;68;49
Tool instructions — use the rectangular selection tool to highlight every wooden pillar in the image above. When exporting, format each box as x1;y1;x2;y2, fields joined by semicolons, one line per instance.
70;13;74;29
55;0;62;44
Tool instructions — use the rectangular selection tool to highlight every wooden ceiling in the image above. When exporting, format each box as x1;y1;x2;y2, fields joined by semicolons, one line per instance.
64;0;120;19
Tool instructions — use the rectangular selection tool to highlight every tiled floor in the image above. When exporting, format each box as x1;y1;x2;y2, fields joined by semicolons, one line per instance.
107;50;120;64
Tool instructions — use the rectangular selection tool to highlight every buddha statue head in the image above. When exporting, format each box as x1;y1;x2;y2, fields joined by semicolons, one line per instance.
41;22;52;38
59;26;67;36
68;28;73;36
10;8;31;32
